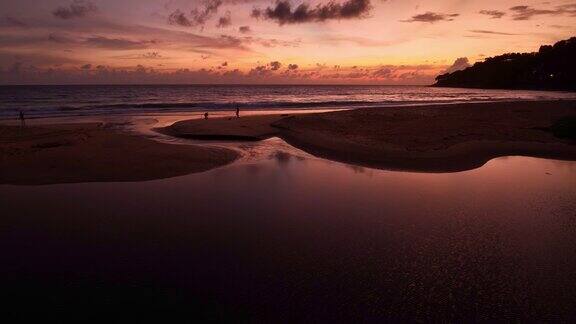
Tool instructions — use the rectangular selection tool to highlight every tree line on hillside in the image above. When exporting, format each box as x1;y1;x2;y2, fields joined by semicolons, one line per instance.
434;37;576;91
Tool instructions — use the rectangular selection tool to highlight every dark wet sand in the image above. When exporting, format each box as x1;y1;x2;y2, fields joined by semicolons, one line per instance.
0;123;239;185
2;155;575;322
162;100;576;172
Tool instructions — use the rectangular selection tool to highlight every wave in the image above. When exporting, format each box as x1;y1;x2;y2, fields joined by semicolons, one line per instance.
0;98;545;119
2;84;575;119
53;98;491;112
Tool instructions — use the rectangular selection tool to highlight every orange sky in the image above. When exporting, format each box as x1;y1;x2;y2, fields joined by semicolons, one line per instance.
0;0;574;84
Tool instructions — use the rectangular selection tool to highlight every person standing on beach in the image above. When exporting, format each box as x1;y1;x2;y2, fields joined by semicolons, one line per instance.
204;112;209;120
18;111;25;128
236;105;240;118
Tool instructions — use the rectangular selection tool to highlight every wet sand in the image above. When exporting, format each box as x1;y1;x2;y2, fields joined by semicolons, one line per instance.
2;155;575;322
0;123;239;185
162;100;576;172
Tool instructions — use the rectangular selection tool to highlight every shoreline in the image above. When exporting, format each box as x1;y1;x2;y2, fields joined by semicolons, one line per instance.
3;97;576;122
2;100;575;184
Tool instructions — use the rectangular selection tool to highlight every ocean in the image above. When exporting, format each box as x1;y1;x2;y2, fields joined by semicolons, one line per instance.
1;84;575;119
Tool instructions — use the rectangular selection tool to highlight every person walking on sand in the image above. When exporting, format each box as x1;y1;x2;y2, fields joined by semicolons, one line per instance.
204;112;209;120
236;105;240;118
18;111;25;128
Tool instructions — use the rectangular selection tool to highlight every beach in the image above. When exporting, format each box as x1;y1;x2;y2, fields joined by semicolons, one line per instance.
162;100;576;172
0;100;576;184
2;138;575;322
2;100;576;185
2;99;576;321
0;122;238;185
3;3;575;320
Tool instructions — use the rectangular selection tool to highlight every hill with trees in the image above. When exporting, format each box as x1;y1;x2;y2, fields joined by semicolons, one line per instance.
434;37;576;91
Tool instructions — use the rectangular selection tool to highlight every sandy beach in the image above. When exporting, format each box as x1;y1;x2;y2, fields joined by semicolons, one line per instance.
161;100;576;172
2;100;575;184
0;122;239;185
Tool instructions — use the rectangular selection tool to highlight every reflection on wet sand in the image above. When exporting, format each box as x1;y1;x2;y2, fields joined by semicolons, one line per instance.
1;153;575;321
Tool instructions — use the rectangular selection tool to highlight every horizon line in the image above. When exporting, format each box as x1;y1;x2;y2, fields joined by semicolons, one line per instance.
0;83;433;87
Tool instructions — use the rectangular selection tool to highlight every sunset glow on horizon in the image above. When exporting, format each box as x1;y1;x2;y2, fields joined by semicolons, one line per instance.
1;0;575;84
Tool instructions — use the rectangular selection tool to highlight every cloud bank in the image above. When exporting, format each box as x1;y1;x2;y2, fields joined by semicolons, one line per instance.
0;61;443;85
509;4;576;20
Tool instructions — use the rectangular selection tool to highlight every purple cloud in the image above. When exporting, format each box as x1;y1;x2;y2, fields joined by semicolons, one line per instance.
217;11;232;28
401;11;459;23
479;10;506;19
168;0;223;27
53;1;98;20
251;0;373;25
239;25;251;34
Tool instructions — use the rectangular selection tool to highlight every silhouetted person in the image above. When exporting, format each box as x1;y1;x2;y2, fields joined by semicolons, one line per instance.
236;105;240;118
18;111;25;128
204;112;209;120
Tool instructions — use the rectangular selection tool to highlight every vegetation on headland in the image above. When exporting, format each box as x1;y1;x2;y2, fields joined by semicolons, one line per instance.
434;37;576;91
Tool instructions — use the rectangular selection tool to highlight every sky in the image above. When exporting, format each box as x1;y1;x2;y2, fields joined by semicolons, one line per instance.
0;0;574;84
